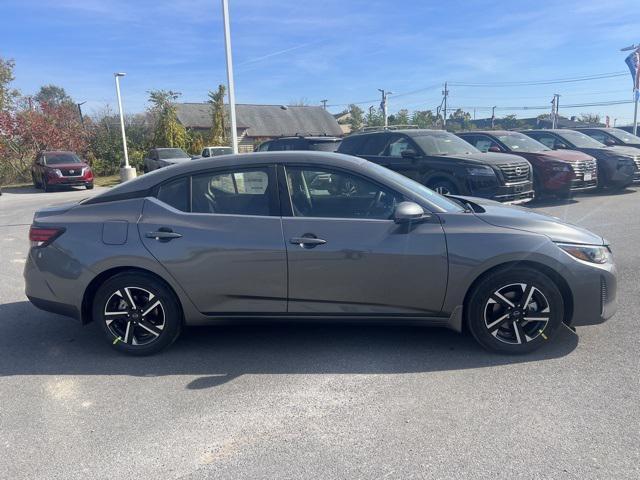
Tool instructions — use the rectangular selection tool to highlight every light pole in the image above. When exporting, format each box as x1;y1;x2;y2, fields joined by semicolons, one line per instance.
76;101;86;126
621;43;640;135
114;73;136;181
221;0;239;154
378;89;392;127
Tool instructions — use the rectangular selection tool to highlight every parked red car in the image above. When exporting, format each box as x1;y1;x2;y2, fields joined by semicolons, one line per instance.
31;151;94;192
457;131;598;197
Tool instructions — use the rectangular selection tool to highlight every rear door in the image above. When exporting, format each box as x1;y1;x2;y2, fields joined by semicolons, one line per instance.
280;164;448;315
139;165;287;314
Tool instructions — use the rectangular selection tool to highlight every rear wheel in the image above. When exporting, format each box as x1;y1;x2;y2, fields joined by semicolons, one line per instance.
93;272;182;355
42;179;51;192
466;267;564;354
427;178;458;195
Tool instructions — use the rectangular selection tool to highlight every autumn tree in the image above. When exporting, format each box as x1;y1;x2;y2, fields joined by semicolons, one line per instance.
208;84;227;145
147;89;187;149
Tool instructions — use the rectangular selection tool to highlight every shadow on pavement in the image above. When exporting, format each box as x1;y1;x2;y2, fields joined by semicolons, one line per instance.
1;186;89;195
0;301;579;389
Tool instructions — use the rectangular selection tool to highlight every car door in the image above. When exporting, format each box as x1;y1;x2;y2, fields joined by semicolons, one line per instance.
139;165;287;314
376;133;423;181
280;164;448;315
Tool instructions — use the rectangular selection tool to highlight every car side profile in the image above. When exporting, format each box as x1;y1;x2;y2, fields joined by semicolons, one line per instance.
521;129;637;188
256;135;342;152
457;131;598;197
31;151;94;191
25;152;616;356
337;129;535;204
200;146;233;158
143;147;192;173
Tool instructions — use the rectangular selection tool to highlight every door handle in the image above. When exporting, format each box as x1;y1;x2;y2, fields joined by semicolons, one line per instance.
290;235;327;248
145;228;182;242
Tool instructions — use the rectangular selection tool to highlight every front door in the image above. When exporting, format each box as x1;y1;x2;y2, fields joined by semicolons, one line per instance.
139;166;287;314
280;165;448;315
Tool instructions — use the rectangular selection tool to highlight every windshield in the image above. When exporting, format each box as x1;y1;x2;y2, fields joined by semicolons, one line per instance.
43;153;81;165
558;131;605;148
308;140;341;152
211;147;233;156
607;128;640;144
412;132;480;156
157;148;190;159
368;162;464;213
496;133;550;152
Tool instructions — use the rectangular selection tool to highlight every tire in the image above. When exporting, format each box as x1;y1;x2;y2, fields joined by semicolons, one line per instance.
427;178;458;195
86;183;94;190
32;173;40;189
466;266;564;354
93;272;182;355
43;179;51;192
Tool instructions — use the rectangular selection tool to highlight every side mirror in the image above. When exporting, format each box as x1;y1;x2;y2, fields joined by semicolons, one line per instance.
400;149;417;158
488;146;502;153
394;202;431;224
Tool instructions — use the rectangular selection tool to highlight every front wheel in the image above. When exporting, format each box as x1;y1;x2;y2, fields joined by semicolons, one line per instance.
86;183;94;190
466;267;564;354
93;273;182;355
427;178;458;196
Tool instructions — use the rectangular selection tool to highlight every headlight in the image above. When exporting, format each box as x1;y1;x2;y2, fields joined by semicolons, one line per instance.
550;163;572;172
466;166;496;176
556;243;612;264
50;168;63;177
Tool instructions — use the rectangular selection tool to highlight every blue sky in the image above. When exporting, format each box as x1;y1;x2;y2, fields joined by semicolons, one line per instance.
2;0;640;124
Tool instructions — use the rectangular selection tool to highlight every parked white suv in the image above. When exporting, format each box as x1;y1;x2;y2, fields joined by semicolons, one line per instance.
201;146;233;158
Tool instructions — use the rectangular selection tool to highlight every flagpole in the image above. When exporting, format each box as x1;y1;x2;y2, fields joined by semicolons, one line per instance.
633;92;638;136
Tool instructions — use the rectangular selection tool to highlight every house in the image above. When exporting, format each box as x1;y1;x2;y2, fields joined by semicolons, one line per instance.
175;103;343;152
333;110;352;134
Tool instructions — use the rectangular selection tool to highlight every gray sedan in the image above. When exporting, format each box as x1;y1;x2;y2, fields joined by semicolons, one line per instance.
24;152;617;355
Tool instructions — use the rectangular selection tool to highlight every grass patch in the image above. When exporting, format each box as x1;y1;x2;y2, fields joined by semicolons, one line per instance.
94;175;120;187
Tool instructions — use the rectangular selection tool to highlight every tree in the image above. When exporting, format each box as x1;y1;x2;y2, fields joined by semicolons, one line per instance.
0;57;19;111
208;84;227;145
288;98;309;106
147;90;187;149
366;106;383;127
347;104;364;131
446;108;472;131
579;113;601;124
393;109;410;125
411;110;436;128
34;84;73;107
498;114;521;130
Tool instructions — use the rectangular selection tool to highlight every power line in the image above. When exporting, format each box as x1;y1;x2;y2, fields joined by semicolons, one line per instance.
449;71;628;87
446;99;634;112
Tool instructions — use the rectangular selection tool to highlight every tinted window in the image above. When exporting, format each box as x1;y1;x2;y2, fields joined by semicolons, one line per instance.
527;133;557;149
43;153;81;165
256;142;271;152
495;132;549;152
360;135;390;156
202;149;210;157
337;135;364;155
583;131;608;144
556;131;605;148
385;135;413;157
308;140;341;152
411;132;479;155
608;128;640;143
157;148;190;159
191;168;272;216
157;177;189;212
285;167;403;219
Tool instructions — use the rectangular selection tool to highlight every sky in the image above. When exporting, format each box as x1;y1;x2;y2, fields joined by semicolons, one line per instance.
2;0;640;124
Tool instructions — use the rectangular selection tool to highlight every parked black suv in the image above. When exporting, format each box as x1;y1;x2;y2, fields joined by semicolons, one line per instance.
256;136;342;152
337;129;534;204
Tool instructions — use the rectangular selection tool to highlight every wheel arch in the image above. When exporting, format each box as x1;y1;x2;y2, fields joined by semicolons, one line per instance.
422;172;466;194
81;266;184;325
461;260;574;330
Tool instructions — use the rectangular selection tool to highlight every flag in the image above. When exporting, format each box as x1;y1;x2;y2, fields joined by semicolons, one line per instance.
624;48;640;92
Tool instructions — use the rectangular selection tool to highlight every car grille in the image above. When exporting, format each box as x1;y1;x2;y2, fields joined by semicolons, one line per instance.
572;159;597;179
497;162;530;183
60;167;83;177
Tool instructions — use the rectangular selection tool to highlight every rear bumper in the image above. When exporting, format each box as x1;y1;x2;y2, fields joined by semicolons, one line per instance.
27;295;79;320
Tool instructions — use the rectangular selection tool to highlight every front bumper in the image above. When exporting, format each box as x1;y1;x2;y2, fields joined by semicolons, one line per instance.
565;258;617;327
492;182;535;204
47;176;93;186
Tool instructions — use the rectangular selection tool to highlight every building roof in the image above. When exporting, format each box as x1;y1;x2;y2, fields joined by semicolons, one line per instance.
175;103;343;137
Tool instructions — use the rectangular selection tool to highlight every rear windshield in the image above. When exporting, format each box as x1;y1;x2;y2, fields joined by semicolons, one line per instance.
157;149;190;159
43;153;81;165
412;132;480;156
496;132;550;152
211;147;233;156
308;140;341;152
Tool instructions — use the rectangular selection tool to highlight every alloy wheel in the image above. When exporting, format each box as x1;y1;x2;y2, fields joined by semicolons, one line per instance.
103;287;166;346
483;283;551;345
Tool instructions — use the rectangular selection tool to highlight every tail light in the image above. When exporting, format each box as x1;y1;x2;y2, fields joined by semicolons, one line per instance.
29;226;65;247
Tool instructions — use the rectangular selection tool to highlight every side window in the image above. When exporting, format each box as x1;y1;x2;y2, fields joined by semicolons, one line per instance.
257;142;270;152
360;135;391;156
587;132;607;143
191;168;273;216
385;135;412;157
156;177;189;212
268;141;284;151
202;149;210;157
473;136;498;152
285;167;403;220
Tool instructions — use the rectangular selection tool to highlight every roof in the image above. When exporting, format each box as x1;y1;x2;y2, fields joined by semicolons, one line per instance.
175;103;343;137
347;128;445;137
458;130;513;136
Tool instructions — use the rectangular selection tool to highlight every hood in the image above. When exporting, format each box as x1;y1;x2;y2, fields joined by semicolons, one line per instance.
450;195;605;245
434;151;527;166
160;157;191;165
44;162;88;169
516;149;595;163
606;145;640;159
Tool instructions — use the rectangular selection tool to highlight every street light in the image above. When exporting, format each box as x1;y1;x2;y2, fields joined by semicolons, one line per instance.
221;0;239;154
114;73;136;181
621;43;640;135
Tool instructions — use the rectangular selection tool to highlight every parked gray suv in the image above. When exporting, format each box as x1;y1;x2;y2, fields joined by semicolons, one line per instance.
25;152;616;355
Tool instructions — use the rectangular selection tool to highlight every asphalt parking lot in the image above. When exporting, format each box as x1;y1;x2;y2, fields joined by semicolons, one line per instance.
1;185;639;479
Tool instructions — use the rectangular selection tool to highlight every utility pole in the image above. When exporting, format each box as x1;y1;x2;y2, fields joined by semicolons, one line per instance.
378;89;392;127
491;106;496;129
442;82;449;127
221;0;239;153
321;99;328;110
76;101;86;126
551;94;560;129
621;43;640;135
